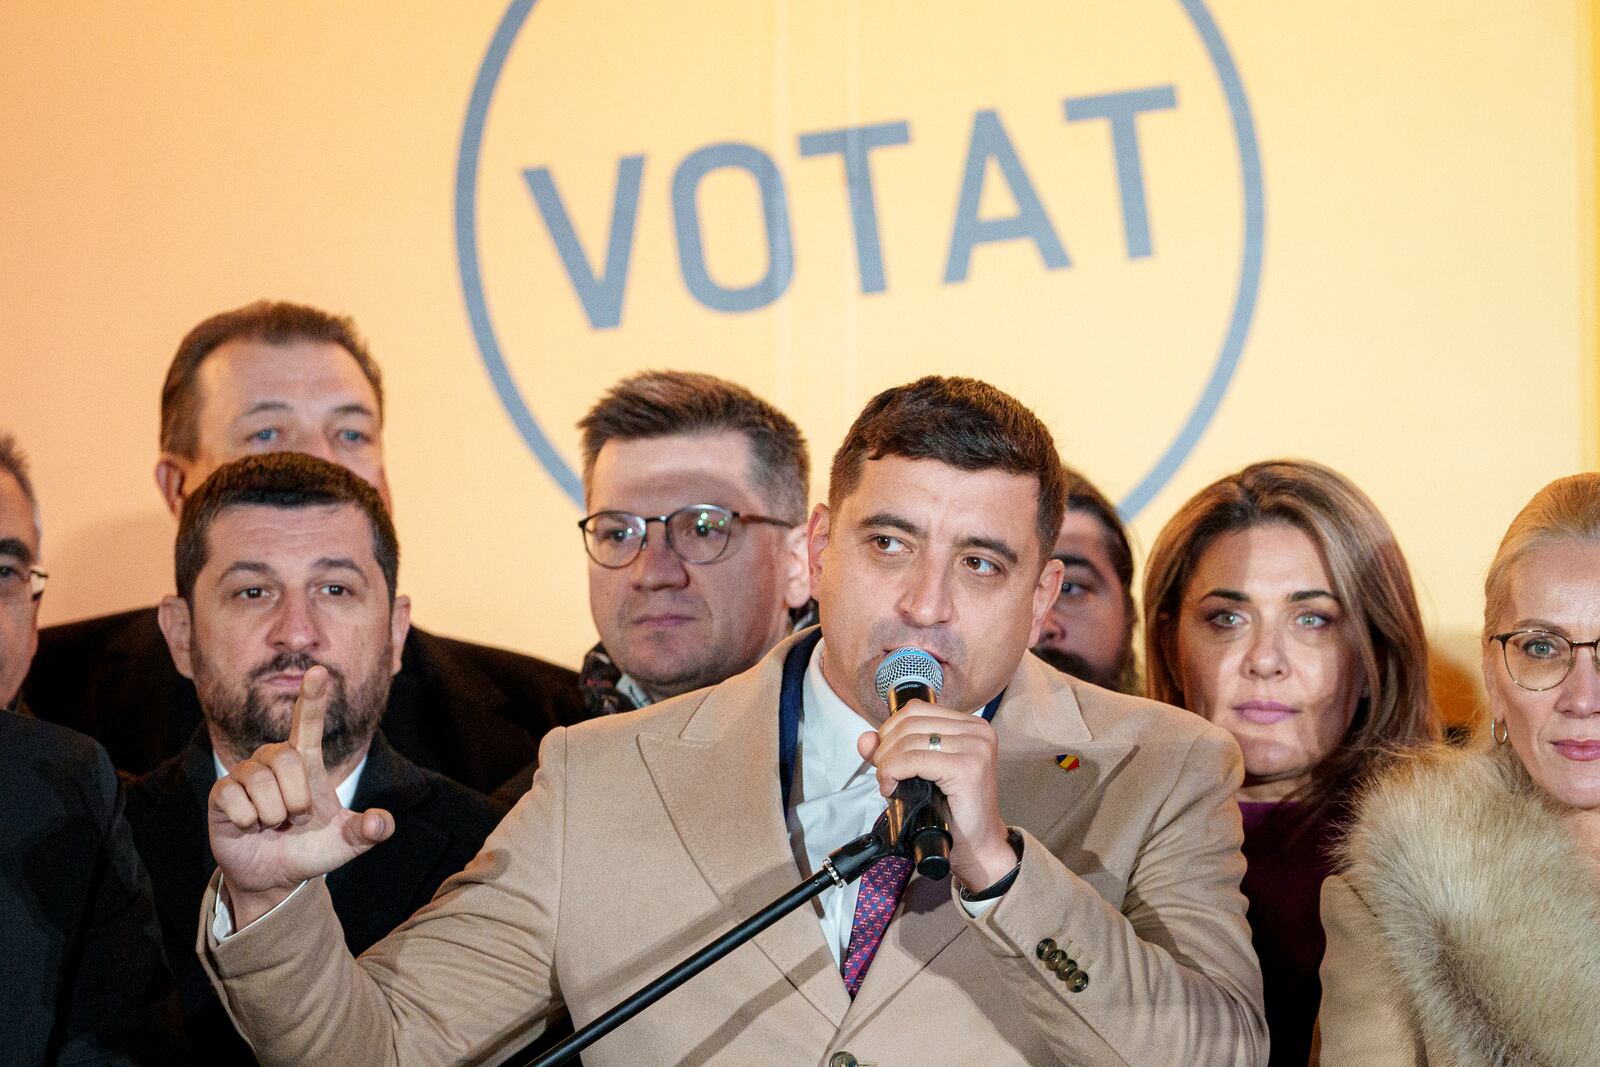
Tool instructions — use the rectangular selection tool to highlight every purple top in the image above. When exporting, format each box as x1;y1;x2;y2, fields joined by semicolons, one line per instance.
1239;800;1339;1067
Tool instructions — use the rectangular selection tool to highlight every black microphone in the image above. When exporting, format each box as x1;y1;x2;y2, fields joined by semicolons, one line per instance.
874;647;952;880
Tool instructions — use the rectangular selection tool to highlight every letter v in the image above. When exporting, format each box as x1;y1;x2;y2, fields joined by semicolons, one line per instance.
523;155;645;330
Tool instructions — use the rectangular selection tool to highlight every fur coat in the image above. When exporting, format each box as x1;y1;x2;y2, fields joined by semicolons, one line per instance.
1318;744;1600;1066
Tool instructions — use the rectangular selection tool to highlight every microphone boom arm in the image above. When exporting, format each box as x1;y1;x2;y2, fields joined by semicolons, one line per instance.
517;824;894;1067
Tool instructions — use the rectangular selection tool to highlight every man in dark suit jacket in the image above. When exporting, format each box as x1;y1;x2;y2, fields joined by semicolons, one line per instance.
0;431;184;1063
2;711;188;1064
22;300;589;795
128;726;500;1061
129;452;509;1059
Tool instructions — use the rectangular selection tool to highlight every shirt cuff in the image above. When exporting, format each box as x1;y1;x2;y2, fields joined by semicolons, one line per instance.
959;892;1003;918
956;829;1024;913
212;874;310;941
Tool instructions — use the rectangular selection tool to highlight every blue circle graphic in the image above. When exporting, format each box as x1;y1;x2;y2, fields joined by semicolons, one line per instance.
455;0;1265;517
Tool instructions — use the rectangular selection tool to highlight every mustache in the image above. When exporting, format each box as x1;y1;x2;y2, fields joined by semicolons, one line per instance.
867;621;967;666
247;652;347;688
624;592;705;613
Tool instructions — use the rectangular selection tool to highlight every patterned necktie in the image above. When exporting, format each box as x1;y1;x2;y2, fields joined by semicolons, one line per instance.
840;855;914;997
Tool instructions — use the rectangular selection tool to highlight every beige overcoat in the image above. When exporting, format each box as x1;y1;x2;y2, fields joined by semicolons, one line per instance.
199;630;1266;1066
1316;744;1600;1066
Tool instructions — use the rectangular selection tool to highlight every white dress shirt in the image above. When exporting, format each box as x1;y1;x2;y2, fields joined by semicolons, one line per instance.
211;750;369;939
789;640;996;969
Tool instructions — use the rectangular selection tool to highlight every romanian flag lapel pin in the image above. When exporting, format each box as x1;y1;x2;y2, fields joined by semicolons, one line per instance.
1055;753;1081;773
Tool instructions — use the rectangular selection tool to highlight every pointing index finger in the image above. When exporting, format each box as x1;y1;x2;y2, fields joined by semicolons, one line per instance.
288;665;330;768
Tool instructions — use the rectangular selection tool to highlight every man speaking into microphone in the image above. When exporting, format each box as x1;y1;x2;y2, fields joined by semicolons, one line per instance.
200;377;1266;1065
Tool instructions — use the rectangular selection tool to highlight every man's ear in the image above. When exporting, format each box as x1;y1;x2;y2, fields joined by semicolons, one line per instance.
805;503;831;589
389;594;412;675
154;456;188;517
1026;557;1066;648
23;600;39;681
156;595;196;679
780;523;810;611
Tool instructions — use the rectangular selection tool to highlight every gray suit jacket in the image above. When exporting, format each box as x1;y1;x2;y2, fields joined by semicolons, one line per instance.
200;629;1265;1065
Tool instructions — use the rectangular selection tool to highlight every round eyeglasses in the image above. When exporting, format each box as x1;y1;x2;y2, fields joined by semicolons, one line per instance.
0;562;47;606
1491;629;1600;692
577;504;795;569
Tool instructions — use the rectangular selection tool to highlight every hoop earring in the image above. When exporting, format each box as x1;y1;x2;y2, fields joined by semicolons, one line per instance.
1491;719;1510;746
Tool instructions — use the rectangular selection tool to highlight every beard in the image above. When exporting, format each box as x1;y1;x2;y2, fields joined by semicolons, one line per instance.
194;647;391;769
1030;646;1121;692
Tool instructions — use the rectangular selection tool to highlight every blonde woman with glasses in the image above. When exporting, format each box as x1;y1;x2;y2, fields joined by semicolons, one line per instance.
1317;472;1600;1064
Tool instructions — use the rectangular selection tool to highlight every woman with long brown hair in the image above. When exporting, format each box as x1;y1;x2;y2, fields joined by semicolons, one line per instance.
1143;459;1436;1067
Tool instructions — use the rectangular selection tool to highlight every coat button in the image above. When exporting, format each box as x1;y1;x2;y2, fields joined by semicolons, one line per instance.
1035;938;1056;960
829;1053;859;1067
1043;949;1068;969
1067;969;1090;993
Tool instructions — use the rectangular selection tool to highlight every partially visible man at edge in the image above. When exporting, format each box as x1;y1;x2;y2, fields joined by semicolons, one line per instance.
1032;463;1140;694
129;452;502;1062
0;431;185;1063
496;370;812;802
23;300;590;795
194;376;1264;1066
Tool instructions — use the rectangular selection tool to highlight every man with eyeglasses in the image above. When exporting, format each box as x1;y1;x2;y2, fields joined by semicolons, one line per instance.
571;370;813;717
0;432;185;1062
0;435;47;712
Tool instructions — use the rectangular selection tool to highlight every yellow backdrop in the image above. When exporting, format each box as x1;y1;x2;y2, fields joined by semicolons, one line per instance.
1;2;1595;726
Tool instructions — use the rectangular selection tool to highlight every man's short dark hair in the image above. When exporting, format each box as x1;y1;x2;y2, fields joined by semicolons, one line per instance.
0;432;38;517
0;431;40;547
829;376;1065;558
160;301;385;458
578;370;809;521
175;453;399;603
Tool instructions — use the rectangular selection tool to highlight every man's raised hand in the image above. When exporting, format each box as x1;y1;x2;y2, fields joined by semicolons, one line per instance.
207;666;394;929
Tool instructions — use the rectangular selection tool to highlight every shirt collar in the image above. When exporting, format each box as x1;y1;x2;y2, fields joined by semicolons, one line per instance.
614;672;653;710
798;638;878;799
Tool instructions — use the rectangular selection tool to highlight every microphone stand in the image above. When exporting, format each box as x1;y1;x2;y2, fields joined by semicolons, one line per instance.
518;820;909;1067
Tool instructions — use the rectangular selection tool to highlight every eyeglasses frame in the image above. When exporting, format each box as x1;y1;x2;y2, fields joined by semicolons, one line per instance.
1491;628;1600;692
577;503;795;569
0;563;48;604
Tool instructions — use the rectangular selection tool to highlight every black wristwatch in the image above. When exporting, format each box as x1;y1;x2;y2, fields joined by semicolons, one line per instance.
958;829;1025;902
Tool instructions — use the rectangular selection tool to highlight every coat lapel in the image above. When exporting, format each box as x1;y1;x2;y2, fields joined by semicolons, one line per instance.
173;728;223;884
992;662;1135;842
637;641;1139;1030
637;632;853;1027
329;733;454;953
